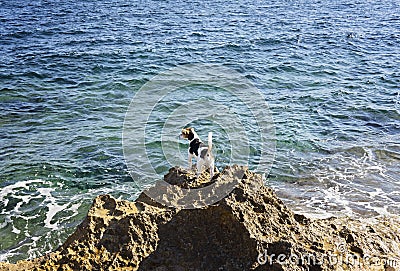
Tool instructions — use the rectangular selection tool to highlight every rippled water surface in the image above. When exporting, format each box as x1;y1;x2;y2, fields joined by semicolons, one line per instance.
1;0;399;262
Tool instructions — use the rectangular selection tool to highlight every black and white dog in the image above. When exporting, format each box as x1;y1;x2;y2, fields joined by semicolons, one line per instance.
180;127;214;179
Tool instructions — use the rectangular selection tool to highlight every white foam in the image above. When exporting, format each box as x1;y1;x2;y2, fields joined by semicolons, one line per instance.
44;202;70;229
11;225;21;235
367;204;391;217
0;251;17;262
273;144;400;218
0;179;45;206
368;188;384;198
69;203;81;216
0;179;90;262
37;187;70;230
0;220;7;229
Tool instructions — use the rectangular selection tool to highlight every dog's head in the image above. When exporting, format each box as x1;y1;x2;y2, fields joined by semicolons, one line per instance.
180;127;195;140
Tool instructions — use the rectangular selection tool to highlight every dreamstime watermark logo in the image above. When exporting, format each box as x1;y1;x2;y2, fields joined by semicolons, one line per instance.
257;242;400;269
122;63;276;208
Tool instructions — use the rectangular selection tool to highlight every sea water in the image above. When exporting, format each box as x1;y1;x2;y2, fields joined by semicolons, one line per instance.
1;0;399;262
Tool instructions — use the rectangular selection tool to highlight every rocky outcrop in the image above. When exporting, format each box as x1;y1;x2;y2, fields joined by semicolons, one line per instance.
1;166;399;271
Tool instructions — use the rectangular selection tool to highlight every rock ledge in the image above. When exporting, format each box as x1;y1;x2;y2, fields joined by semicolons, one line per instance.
1;166;399;271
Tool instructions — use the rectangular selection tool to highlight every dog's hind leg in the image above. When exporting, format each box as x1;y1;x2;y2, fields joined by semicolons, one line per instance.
209;160;214;180
196;159;205;178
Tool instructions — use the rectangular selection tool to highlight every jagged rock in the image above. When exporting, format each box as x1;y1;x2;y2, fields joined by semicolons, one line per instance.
1;166;399;271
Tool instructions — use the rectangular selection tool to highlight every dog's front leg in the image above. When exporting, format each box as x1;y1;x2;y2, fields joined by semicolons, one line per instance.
188;153;193;170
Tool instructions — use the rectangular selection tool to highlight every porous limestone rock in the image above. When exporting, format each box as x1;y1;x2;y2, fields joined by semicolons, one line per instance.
1;166;399;271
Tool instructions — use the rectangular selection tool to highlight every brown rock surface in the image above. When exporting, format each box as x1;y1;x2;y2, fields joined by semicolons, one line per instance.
1;165;399;271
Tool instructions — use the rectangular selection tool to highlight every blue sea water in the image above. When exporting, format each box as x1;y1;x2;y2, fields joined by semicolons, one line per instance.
1;0;399;262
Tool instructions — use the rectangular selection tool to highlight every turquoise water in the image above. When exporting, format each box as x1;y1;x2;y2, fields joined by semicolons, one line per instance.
1;0;399;262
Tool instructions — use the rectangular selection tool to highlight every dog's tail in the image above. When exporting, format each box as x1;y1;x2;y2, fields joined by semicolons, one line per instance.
208;132;213;153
